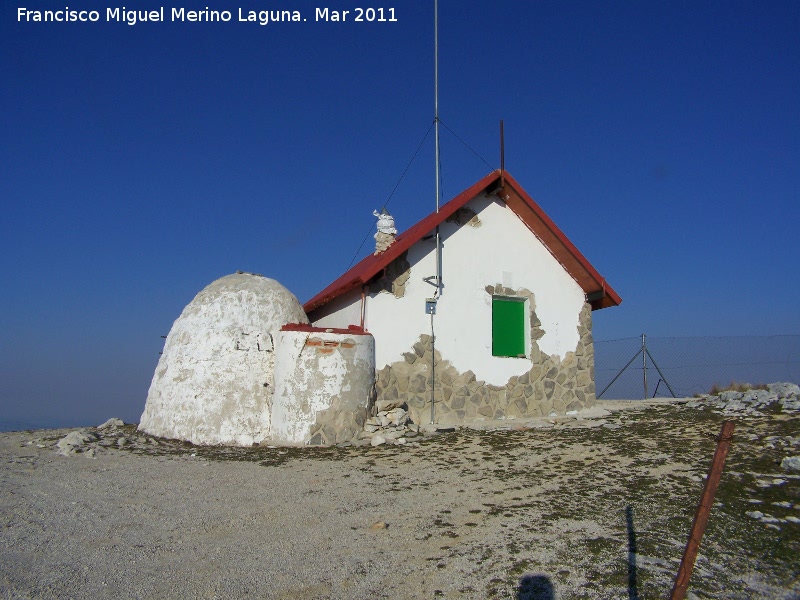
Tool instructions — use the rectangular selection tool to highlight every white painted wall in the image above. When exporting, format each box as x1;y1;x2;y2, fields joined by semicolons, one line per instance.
311;287;362;330
139;273;309;445
271;329;374;445
312;194;586;386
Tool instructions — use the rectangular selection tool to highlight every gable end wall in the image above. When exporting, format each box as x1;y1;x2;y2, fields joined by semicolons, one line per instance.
309;193;597;423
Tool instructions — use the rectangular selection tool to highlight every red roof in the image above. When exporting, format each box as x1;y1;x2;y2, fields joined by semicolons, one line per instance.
280;323;369;336
304;170;621;315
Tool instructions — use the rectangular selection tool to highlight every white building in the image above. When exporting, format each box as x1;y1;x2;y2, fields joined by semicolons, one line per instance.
305;171;621;425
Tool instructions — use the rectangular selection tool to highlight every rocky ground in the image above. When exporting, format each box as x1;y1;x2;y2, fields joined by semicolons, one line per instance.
1;384;799;599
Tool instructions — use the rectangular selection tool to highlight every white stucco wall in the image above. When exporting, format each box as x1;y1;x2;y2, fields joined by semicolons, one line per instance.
139;273;309;445
310;287;362;330
312;193;587;386
271;329;374;445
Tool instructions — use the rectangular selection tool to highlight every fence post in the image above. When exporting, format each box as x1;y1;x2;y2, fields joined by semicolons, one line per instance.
670;421;735;599
642;334;648;400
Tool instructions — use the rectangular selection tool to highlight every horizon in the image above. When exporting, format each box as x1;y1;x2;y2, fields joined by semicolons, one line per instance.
2;1;798;430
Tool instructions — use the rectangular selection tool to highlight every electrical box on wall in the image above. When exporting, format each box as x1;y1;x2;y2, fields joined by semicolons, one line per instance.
425;298;437;315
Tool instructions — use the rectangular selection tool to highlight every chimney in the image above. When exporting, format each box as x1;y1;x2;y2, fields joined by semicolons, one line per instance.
373;209;397;255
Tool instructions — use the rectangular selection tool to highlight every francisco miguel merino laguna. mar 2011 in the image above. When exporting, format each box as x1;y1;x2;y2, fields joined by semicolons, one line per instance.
17;7;398;25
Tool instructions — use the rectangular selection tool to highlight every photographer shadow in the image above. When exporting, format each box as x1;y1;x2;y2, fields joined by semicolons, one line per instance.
516;506;640;600
627;505;639;600
516;574;554;600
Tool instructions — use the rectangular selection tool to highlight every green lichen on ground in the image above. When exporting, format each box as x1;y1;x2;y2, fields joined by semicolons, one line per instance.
119;404;799;598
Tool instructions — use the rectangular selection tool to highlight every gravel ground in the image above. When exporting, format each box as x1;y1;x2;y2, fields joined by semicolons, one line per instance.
1;399;798;599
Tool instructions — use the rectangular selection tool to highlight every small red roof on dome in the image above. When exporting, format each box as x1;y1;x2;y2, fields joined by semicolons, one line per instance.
280;323;369;335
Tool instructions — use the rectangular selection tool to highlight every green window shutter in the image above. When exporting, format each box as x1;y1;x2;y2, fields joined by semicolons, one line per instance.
492;298;526;357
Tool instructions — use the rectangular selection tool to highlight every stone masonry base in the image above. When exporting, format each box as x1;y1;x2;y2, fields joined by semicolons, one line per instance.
375;302;596;426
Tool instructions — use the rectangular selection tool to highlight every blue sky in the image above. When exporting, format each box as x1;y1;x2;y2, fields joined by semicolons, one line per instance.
1;1;798;429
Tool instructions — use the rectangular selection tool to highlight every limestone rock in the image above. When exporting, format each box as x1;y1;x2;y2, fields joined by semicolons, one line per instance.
98;418;124;430
780;456;800;473
376;399;406;412
699;383;800;416
387;408;408;426
374;231;395;255
769;382;800;398
57;430;99;456
578;406;612;419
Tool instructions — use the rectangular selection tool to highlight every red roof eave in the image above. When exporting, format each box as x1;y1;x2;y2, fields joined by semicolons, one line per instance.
304;172;498;313
500;172;622;309
304;170;621;315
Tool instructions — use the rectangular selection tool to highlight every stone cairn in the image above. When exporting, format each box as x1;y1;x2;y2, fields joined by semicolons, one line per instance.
56;418;132;457
356;399;423;446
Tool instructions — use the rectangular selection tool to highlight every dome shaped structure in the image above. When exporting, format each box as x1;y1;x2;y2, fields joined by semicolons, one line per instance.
139;273;309;445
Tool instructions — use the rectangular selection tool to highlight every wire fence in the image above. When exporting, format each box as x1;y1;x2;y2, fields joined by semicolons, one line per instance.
595;334;800;399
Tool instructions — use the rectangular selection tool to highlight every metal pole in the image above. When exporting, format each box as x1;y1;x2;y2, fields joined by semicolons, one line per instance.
430;309;435;424
500;119;505;188
433;0;442;290
430;0;440;425
670;421;735;599
652;379;663;398
434;0;440;215
642;334;648;400
644;348;677;398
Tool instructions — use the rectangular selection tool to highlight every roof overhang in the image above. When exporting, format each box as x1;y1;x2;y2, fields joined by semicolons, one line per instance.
489;173;622;310
304;170;621;315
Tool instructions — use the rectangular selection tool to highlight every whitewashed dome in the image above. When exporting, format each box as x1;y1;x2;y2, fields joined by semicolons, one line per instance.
139;272;309;445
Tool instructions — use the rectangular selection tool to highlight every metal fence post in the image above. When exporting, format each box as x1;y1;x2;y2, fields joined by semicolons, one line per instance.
595;334;799;400
642;334;648;400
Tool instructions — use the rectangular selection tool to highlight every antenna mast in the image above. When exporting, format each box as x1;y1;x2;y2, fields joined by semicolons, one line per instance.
433;0;442;290
434;0;440;214
429;0;442;425
433;0;442;293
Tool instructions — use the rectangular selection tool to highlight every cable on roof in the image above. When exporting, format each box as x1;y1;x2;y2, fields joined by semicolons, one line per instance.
344;120;495;271
345;121;435;270
438;119;497;173
383;120;435;212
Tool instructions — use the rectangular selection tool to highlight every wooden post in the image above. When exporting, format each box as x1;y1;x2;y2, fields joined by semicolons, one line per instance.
670;421;735;599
